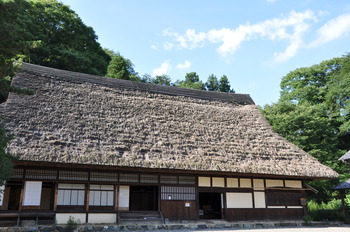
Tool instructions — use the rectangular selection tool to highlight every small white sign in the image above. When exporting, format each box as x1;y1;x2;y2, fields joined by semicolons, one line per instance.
185;202;190;207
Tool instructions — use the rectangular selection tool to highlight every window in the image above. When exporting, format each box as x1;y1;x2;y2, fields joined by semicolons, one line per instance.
26;169;57;180
161;186;195;200
266;190;303;206
90;172;118;182
59;171;88;181
119;174;139;183
89;185;114;206
57;184;85;206
179;176;195;185
140;174;158;184
160;176;177;184
23;181;42;206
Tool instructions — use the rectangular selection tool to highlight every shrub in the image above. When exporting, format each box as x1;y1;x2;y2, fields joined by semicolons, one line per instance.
65;216;80;232
307;199;345;221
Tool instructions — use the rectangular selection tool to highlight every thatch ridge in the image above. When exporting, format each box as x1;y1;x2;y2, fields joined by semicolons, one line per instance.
22;63;254;105
0;63;338;179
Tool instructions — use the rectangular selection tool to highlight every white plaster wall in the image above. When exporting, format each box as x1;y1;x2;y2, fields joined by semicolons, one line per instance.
226;178;238;188
254;192;266;208
285;180;302;188
56;213;86;224
198;177;211;187
266;179;284;187
226;192;253;208
88;213;117;224
212;177;225;187
253;179;264;190
240;178;252;188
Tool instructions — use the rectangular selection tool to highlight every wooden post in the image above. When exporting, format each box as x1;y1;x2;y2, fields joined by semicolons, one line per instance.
53;182;58;211
19;182;24;211
85;183;90;212
340;190;346;218
85;184;89;224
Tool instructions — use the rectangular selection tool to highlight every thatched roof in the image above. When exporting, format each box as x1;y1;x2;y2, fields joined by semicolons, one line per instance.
0;63;338;179
339;150;350;161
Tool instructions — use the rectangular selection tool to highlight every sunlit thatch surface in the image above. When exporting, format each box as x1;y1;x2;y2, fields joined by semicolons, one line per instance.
0;63;338;178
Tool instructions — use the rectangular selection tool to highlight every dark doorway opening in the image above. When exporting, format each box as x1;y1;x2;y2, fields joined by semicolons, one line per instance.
40;182;55;210
129;186;158;211
199;192;222;219
8;185;21;211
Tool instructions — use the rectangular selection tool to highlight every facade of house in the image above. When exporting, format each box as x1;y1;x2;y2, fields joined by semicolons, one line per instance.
0;63;338;225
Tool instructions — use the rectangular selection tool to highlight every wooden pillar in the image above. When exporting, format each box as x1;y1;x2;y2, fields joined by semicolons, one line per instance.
18;182;24;211
115;184;119;224
195;176;200;220
85;183;90;212
340;190;347;218
53;182;58;211
85;184;89;224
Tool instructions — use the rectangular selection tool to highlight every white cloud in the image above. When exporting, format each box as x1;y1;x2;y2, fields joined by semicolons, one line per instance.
176;60;191;70
266;0;278;3
163;42;175;50
162;10;318;62
163;29;206;50
152;61;171;76
151;45;159;50
310;13;350;47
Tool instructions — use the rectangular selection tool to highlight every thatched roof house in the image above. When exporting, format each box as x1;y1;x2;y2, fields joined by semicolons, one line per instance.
0;63;338;224
0;63;337;179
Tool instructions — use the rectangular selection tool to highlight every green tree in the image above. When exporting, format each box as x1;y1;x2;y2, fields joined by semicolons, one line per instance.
325;55;350;136
0;122;13;186
218;75;235;93
176;72;205;90
280;57;342;105
0;0;35;102
0;0;33;78
152;75;172;86
262;101;341;168
262;54;350;203
205;74;219;91
24;0;110;76
106;52;139;81
140;74;172;86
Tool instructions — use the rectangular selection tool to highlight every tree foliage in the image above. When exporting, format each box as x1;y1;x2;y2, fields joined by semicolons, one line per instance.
176;72;205;90
106;52;139;81
218;75;235;93
262;54;350;202
141;74;172;86
0;0;111;103
0;122;13;186
24;0;110;76
0;0;33;78
206;74;219;91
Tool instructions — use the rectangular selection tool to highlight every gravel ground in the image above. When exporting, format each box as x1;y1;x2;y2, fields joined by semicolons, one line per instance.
193;226;350;232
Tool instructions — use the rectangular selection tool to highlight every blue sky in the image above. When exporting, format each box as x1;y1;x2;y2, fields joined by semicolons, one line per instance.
60;0;350;106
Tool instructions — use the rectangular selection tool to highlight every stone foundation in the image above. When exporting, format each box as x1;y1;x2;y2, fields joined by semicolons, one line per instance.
0;221;343;232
